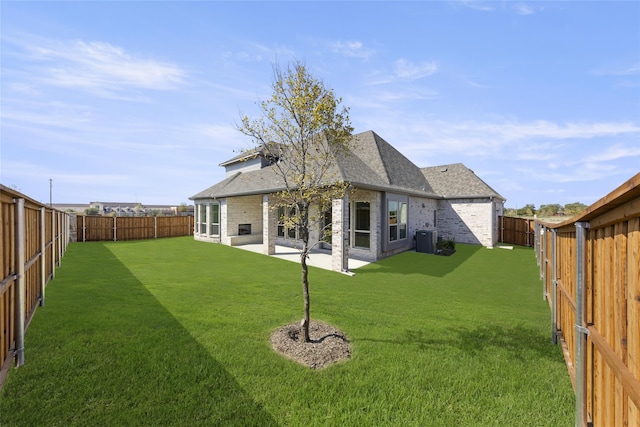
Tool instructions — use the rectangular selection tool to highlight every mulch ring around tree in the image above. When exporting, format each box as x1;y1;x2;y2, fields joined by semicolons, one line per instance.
270;321;351;369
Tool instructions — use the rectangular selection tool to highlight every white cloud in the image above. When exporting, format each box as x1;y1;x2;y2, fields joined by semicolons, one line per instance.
7;82;41;96
394;58;438;80
591;62;640;76
458;120;640;141
354;114;640;166
331;40;375;59
2;101;93;129
458;1;494;12
512;3;535;15
12;36;186;98
581;143;640;163
2;160;130;184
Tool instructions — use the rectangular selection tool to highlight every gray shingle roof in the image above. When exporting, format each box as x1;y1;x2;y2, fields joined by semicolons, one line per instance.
334;131;436;195
190;131;503;201
421;163;505;200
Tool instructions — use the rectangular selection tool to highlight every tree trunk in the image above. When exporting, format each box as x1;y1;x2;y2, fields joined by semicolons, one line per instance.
300;243;311;342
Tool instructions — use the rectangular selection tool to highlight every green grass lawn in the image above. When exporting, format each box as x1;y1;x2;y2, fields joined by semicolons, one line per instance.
0;237;574;426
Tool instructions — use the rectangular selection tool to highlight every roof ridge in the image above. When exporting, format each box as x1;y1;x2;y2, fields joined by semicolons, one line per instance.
369;131;393;185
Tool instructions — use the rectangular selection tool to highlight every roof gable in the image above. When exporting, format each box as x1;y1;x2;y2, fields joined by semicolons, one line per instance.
334;131;436;195
190;131;503;201
421;163;505;200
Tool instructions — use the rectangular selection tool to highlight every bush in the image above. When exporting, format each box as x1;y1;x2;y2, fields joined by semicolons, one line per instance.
436;239;455;251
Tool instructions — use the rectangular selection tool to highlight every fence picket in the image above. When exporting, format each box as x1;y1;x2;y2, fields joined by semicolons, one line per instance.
0;185;70;388
74;215;192;242
535;173;640;426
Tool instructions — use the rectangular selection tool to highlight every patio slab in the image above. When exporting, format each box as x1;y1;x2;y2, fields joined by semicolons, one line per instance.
235;244;370;273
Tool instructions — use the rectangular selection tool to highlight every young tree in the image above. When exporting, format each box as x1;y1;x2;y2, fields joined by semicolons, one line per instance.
237;61;353;342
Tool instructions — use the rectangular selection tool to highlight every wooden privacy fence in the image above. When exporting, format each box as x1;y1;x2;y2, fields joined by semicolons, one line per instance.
535;173;640;427
76;215;192;241
0;185;70;388
499;215;535;247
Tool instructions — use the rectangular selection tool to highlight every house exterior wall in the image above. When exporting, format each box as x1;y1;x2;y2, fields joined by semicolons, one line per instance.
408;196;439;247
193;198;221;243
224;157;263;177
263;195;276;255
331;196;349;271
222;195;263;245
436;198;499;247
193;190;503;271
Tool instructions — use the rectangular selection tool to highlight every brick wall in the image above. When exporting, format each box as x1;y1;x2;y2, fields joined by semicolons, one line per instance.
437;198;496;246
224;195;263;243
409;197;439;247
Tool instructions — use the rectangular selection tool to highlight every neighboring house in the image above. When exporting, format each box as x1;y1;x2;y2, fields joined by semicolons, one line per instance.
53;201;194;216
190;130;505;272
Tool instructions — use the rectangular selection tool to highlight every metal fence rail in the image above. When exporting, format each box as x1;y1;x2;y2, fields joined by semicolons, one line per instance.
0;185;70;388
535;173;640;427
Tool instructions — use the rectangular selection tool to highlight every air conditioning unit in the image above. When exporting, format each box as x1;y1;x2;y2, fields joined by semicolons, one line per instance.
416;230;437;254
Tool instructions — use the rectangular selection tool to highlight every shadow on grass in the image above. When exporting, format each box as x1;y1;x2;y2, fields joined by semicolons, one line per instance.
355;243;482;278
0;243;278;426
357;323;558;362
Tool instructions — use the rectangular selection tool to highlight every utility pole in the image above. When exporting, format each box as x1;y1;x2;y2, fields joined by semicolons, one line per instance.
49;179;52;207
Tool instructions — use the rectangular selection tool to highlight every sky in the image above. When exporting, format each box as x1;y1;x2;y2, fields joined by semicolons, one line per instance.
1;1;639;209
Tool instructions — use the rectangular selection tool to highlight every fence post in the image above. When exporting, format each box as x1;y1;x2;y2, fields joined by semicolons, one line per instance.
57;212;62;265
154;216;157;239
51;209;56;279
542;225;547;299
40;207;46;307
14;198;26;367
113;216;117;241
574;221;590;427
551;228;557;345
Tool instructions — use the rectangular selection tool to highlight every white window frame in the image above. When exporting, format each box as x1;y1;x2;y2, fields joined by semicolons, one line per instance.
351;201;370;249
388;200;407;242
209;203;220;236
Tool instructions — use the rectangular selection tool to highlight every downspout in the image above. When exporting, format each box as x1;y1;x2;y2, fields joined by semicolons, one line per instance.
574;221;589;427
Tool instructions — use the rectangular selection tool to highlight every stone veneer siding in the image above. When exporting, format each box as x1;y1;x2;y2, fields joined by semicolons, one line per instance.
436;198;497;247
408;196;439;247
221;195;263;245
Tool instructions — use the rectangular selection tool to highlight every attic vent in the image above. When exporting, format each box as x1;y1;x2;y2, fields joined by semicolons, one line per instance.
440;167;448;172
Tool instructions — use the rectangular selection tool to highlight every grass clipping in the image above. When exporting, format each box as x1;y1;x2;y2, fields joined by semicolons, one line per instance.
270;321;351;369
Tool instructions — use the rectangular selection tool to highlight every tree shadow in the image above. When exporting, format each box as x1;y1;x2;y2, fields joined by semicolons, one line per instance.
356;323;559;362
0;242;278;426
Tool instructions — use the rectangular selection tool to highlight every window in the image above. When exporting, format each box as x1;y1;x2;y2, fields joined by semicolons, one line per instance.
199;204;207;234
353;201;370;248
321;209;332;244
388;200;407;242
209;204;219;235
287;207;297;239
277;206;298;240
277;207;285;237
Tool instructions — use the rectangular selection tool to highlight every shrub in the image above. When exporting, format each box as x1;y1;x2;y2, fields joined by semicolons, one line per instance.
436;238;455;251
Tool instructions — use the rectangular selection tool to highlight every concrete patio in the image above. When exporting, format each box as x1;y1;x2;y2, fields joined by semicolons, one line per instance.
235;244;371;273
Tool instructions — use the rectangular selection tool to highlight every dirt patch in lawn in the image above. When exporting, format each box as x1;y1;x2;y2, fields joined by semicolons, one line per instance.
270;321;351;369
